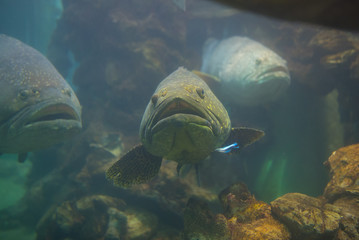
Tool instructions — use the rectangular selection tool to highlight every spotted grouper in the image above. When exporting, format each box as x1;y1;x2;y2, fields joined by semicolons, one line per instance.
106;67;264;187
201;36;291;106
0;34;82;162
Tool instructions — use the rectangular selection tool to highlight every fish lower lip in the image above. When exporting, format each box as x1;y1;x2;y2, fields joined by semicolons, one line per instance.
258;66;289;79
151;113;210;134
25;104;79;125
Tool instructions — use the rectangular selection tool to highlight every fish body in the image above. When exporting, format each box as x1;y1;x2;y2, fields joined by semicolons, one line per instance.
0;34;82;157
106;67;264;187
201;36;290;106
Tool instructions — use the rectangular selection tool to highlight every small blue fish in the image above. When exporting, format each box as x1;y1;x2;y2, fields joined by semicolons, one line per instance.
215;142;239;153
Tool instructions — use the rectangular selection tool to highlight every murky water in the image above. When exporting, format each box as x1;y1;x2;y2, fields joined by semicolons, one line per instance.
1;0;358;239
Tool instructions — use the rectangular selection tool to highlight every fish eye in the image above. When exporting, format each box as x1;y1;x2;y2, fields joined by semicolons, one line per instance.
32;88;40;95
19;90;29;100
255;59;262;65
151;94;159;105
196;88;205;99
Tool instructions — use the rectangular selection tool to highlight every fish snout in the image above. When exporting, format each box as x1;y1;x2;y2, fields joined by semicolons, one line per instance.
167;98;193;112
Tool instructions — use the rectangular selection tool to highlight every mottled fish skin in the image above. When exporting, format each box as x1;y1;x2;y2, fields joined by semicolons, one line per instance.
201;36;291;106
0;34;82;154
140;67;231;164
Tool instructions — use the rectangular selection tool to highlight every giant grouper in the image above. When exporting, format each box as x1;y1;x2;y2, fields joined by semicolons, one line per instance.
0;34;82;162
106;67;264;187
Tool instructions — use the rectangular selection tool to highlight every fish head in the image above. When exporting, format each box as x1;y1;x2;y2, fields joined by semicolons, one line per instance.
204;36;291;106
243;43;290;84
140;67;231;163
0;35;82;153
226;37;291;105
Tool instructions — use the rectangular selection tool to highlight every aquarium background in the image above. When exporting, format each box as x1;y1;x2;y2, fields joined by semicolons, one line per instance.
1;0;359;239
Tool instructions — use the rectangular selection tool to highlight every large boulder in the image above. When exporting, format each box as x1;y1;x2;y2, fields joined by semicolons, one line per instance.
271;144;359;240
219;182;290;240
332;197;359;240
271;193;342;240
183;182;290;240
324;144;359;202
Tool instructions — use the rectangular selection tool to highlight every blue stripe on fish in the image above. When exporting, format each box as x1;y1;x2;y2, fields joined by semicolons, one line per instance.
215;142;239;153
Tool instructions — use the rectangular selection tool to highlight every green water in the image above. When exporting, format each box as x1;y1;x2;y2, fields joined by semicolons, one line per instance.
0;155;32;211
0;155;34;240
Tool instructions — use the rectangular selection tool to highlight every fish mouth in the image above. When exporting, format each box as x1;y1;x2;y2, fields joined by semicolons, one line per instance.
150;99;210;133
24;103;80;126
257;66;290;81
157;100;205;121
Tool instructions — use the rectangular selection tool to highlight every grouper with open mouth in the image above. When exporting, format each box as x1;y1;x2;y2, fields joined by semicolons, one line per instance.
106;67;264;187
0;34;82;162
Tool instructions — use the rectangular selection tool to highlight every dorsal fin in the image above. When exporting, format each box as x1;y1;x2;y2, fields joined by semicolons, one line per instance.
192;70;221;90
177;163;201;186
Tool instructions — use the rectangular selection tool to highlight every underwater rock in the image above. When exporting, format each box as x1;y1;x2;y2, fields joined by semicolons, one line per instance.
58;0;188;73
150;226;182;240
183;197;231;240
324;143;359;202
36;194;158;240
123;159;218;215
269;144;359;240
219;182;290;240
264;26;359;98
218;182;272;222
309;30;359;71
75;126;124;188
183;182;290;240
271;193;342;239
105;207;159;240
229;217;291;240
309;30;357;53
172;0;239;18
332;196;359;240
211;0;359;31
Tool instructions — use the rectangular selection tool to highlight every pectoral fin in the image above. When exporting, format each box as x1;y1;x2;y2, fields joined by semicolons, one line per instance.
176;163;192;177
225;127;265;154
177;163;201;186
106;144;162;188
